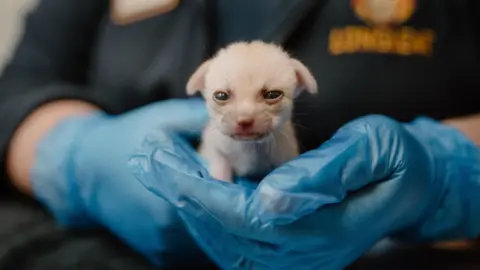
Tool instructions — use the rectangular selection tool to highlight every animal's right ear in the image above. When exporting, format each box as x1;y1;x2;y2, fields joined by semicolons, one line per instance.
186;59;212;95
290;59;318;98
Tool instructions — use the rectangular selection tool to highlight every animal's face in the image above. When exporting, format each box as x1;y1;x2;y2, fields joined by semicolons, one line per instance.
186;41;317;141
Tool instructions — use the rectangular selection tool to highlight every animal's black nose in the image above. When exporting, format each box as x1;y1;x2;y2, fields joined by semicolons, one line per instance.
237;118;254;129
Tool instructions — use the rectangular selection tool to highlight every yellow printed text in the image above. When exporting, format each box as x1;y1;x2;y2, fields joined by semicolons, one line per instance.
329;26;435;56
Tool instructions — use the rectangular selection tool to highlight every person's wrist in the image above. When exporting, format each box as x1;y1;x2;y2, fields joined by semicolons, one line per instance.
443;114;480;146
7;100;100;195
399;117;480;241
31;112;108;227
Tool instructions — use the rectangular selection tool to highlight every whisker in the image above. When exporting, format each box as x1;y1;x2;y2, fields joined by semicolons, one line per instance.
292;112;315;116
269;132;277;156
291;122;317;133
286;128;308;154
293;102;323;108
278;129;299;154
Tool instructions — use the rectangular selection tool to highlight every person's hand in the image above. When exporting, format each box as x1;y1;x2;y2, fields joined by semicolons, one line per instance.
31;98;213;267
130;114;480;269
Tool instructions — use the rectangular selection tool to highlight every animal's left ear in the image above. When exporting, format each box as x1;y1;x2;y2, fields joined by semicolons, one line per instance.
290;59;318;98
186;59;212;95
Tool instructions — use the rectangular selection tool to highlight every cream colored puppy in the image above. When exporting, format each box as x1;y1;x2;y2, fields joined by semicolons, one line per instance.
186;41;317;182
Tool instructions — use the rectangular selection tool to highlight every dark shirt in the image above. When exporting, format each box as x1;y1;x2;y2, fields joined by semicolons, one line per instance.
213;0;277;46
0;0;479;269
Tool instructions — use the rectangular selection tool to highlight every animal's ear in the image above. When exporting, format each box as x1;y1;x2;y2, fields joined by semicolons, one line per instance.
290;59;318;98
186;59;212;95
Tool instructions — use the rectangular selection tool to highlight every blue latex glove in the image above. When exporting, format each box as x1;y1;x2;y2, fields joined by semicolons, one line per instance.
31;98;212;266
130;114;480;270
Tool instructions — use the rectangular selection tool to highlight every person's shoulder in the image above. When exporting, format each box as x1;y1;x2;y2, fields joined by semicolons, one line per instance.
29;0;109;24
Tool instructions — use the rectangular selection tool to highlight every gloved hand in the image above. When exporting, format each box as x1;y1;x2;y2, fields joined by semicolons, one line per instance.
130;114;480;270
31;98;213;266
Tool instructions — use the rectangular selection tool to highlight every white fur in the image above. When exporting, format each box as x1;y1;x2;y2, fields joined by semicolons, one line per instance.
186;41;318;182
199;120;300;182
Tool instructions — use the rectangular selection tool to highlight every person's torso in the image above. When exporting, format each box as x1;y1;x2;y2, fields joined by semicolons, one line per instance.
87;0;480;152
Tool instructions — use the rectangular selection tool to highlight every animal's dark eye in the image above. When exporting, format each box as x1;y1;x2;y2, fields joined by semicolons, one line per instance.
263;90;283;100
213;91;229;102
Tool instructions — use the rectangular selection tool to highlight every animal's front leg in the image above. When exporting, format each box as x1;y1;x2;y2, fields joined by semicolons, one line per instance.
199;143;233;183
209;157;233;183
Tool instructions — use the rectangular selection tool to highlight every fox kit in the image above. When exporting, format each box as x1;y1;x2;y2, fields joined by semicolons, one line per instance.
186;41;318;182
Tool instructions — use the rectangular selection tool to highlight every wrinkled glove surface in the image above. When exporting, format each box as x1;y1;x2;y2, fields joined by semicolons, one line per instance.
32;98;212;266
131;114;480;270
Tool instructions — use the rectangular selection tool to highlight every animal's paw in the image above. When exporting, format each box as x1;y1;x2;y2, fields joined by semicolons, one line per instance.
209;165;233;183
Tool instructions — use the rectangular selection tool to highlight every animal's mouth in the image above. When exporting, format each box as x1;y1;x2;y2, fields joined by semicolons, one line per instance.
229;131;270;141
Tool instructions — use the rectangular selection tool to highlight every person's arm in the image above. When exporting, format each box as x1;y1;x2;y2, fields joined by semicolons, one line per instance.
0;0;116;195
432;113;480;250
443;114;480;146
6;100;99;195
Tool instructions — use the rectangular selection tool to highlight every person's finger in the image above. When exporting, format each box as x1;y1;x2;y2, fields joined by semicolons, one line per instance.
155;98;209;138
130;131;263;234
178;210;288;269
282;168;431;245
234;177;415;270
178;212;245;269
130;129;207;205
126;97;208;137
250;115;408;225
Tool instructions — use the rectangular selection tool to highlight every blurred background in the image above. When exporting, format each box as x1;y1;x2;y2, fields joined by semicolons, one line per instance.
0;0;37;70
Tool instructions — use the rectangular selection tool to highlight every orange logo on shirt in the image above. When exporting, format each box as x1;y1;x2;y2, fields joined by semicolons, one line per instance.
351;0;416;27
328;0;435;56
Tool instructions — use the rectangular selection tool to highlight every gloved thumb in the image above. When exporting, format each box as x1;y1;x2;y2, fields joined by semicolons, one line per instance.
129;129;257;233
250;115;406;225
